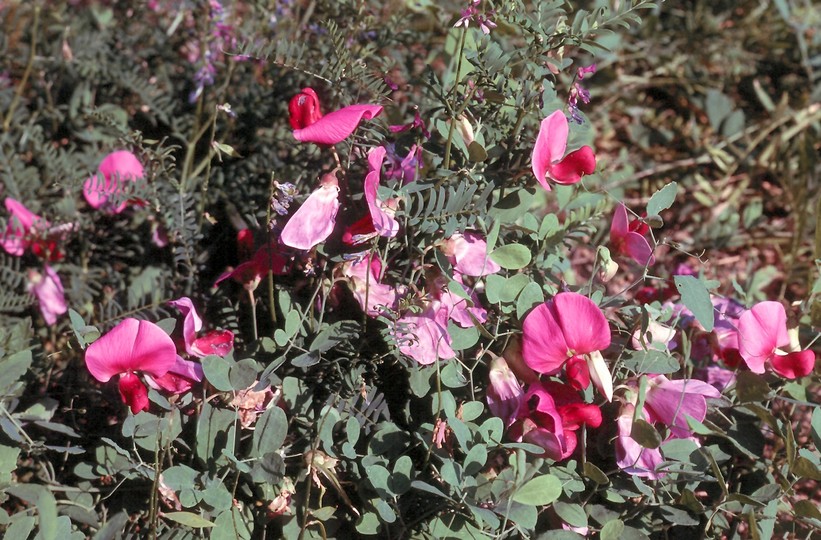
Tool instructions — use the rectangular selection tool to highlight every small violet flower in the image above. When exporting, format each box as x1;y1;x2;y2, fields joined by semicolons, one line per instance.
531;110;596;190
737;301;816;379
522;292;613;401
85;318;178;414
289;87;383;145
83;151;145;214
610;203;654;266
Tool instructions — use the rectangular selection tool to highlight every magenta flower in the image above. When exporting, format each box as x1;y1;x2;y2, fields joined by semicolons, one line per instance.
363;146;399;238
531;110;596;190
280;172;341;250
146;357;205;395
737;301;815;379
615;403;663;479
385;143;423;185
1;198;66;261
522;292;613;400
441;231;500;277
643;375;721;439
508;381;601;461
169;297;234;358
83;151;145;214
27;266;67;325
289;87;382;145
610;203;654;266
85;318;178;413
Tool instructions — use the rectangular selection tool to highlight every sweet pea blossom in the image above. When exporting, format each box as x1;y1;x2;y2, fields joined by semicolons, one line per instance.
27;266;68;325
441;231;500;277
610;203;654;266
83;150;145;214
1;198;65;260
615;403;664;479
395;303;455;365
643;375;721;439
486;354;524;427
531;110;596;190
289;87;383;145
737;301;815;379
341;253;401;317
85;318;178;413
280;171;341;250
363;146;399;238
522;292;613;400
169;297;234;358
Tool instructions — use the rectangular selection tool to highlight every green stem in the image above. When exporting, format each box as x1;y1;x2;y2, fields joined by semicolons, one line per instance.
442;26;468;170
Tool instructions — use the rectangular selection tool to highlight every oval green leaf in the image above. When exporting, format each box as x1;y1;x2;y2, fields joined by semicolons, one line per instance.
511;474;561;506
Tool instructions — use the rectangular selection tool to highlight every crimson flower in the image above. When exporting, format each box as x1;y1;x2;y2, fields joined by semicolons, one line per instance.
531;110;596;190
610;203;654;266
83;151;145;214
1;198;65;261
522;292;613;400
85;318;178;413
289;87;382;145
737;301;815;379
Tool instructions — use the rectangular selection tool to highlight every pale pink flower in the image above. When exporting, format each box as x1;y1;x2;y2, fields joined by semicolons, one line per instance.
442;231;500;277
27;266;67;325
737;301;815;379
85;319;178;413
643;375;721;439
486;355;524;427
280;172;340;250
363;146;399;238
83;151;145;214
395;303;455;365
531;110;596;190
615;403;664;479
342;253;401;317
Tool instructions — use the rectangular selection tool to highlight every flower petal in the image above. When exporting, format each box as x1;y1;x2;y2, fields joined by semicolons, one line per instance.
192;330;234;358
168;297;203;355
644;375;720;439
85;318;177;382
737;301;788;374
770;350;815;379
553;292;611;354
118;372;150;414
364;146;399;238
548;146;596;185
624;232;655;266
522;302;570;374
293;104;383;145
28;265;67;325
280;181;340;250
447;232;500;277
531;110;569;191
396;307;455;365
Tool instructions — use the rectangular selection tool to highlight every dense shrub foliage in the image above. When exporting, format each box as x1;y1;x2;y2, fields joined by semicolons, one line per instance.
0;1;819;538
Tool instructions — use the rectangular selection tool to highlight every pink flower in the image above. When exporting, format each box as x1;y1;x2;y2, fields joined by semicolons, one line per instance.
441;231;500;277
395;303;455;365
146;356;204;395
643;375;721;439
83;151;145;214
615;403;664;479
289;87;382;145
610;203;654;266
388;109;430;139
216;238;290;291
168;297;234;358
342;253;401;317
27;266;67;325
280;172;341;250
737;301;815;379
522;292;613;400
363;146;399;238
486;355;524;427
531;110;596;190
430;272;487;327
85;318;178;413
1;198;64;261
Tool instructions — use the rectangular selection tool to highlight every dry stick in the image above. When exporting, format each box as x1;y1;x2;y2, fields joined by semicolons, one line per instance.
3;6;39;132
